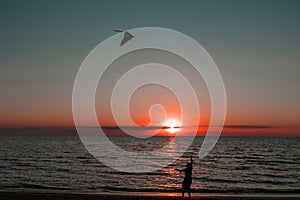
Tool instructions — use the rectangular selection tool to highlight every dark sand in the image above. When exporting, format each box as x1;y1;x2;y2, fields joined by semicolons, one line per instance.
0;191;299;200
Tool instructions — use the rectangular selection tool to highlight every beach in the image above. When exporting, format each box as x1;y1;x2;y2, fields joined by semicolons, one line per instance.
0;191;299;200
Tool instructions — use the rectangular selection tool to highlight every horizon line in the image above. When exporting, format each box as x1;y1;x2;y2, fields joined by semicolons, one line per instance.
1;124;299;130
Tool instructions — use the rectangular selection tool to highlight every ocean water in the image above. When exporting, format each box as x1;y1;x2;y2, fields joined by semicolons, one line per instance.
0;135;299;194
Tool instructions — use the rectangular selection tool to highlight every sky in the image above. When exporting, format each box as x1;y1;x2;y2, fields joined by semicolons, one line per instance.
0;0;299;135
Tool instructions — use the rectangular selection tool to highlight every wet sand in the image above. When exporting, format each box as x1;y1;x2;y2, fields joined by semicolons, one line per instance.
0;191;299;200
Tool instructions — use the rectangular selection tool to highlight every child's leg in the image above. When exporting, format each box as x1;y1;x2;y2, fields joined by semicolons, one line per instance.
182;184;185;198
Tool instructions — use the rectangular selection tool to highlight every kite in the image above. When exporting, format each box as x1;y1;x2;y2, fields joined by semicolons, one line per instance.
113;29;134;46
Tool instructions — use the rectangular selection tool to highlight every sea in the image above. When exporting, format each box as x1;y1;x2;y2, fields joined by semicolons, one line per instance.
0;133;299;195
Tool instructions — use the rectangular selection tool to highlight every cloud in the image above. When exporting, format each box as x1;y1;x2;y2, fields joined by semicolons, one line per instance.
223;125;271;129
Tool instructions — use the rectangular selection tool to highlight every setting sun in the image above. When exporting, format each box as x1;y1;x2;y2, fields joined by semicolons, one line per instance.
163;119;181;134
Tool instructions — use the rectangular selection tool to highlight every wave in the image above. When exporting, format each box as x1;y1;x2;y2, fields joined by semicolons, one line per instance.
1;184;300;194
100;186;300;194
251;173;290;179
195;176;296;186
245;159;299;165
0;183;71;191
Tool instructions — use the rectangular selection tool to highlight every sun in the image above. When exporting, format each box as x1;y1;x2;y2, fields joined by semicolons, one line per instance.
163;119;181;134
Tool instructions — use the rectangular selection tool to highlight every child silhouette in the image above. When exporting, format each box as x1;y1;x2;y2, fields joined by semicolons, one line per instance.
175;155;193;198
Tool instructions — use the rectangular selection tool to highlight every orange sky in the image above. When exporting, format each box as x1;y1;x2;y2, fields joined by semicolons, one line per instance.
0;79;299;137
1;83;299;136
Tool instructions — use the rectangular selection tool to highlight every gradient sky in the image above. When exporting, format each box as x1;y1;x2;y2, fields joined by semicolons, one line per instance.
0;0;299;135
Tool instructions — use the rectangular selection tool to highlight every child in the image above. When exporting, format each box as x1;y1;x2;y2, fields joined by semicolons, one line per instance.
175;155;193;198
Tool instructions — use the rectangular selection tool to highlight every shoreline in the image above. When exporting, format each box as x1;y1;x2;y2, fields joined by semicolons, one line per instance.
0;191;299;200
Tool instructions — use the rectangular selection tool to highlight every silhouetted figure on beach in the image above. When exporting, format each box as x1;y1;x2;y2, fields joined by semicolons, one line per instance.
175;155;193;198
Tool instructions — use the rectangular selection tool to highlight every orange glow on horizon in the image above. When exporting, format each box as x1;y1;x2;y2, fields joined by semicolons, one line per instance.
163;119;181;134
